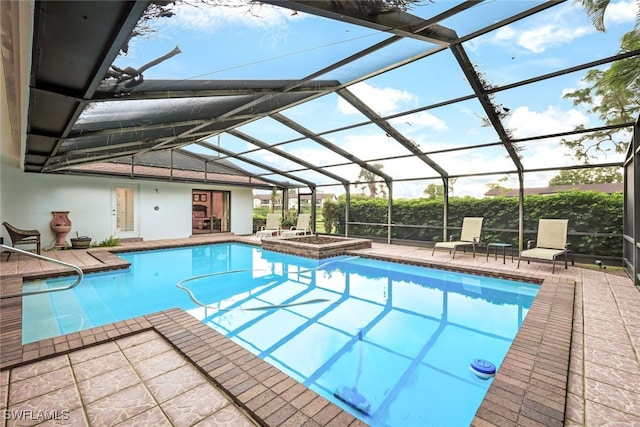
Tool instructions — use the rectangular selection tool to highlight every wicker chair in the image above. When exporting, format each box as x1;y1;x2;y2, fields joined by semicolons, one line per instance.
3;222;41;260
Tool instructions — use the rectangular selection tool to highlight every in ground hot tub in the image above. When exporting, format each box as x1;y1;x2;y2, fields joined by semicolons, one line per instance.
260;235;372;259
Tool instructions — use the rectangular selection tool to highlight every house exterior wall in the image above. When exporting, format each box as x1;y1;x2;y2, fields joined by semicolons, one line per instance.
1;163;255;247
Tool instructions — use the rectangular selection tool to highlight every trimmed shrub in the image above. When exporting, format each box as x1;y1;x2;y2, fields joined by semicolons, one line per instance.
325;191;622;257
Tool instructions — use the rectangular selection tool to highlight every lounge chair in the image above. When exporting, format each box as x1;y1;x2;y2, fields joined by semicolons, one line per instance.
256;213;281;239
518;219;572;273
281;213;312;237
3;221;41;260
432;217;483;259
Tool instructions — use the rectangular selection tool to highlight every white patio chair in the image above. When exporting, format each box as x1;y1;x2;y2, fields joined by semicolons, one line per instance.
518;219;572;273
432;217;484;259
281;214;312;237
256;213;281;239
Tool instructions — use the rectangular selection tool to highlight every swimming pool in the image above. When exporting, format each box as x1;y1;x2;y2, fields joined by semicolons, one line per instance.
23;243;538;426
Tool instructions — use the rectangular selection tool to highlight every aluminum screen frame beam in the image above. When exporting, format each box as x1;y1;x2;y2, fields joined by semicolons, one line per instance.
227;129;350;187
262;0;462;45
196;140;316;189
270;112;393;183
337;87;449;179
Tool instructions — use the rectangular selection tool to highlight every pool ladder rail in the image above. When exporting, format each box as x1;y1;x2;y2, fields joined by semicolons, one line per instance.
176;256;360;312
177;269;331;311
0;244;84;299
176;256;362;311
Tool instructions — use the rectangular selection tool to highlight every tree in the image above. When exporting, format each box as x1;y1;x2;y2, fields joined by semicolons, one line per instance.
356;164;387;198
577;0;640;36
270;187;280;212
485;184;508;196
560;32;639;161
423;183;445;200
485;176;511;195
322;199;340;234
562;4;640;161
422;178;457;199
448;178;457;198
548;167;623;186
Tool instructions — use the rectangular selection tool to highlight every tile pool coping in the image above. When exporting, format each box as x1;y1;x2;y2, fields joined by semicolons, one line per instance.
0;237;574;426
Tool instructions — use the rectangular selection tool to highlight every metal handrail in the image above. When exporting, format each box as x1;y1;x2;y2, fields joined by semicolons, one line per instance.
176;256;361;311
177;269;330;311
0;244;84;299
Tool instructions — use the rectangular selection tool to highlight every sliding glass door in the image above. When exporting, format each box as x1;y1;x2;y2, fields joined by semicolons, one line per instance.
191;190;230;234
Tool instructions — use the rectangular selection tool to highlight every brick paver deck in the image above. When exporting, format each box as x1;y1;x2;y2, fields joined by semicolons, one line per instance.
1;234;638;426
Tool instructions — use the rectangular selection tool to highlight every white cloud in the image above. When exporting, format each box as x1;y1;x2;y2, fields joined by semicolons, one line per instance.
501;105;619;174
390;112;448;132
517;25;590;53
165;1;295;34
286;145;345;167
491;4;592;54
520;140;574;169
338;82;416;116
340;132;413;159
604;0;639;26
508;106;588;138
493;26;517;44
477;1;635;55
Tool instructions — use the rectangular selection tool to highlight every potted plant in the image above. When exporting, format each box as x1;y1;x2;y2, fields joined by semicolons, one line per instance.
70;232;92;249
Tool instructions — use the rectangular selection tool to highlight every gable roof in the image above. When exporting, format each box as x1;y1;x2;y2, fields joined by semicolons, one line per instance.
63;150;274;188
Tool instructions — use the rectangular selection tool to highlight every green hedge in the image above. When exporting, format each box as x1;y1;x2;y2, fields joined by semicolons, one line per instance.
322;191;623;257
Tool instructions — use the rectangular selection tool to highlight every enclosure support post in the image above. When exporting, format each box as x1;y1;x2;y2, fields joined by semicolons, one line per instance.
443;177;449;243
518;171;525;253
387;181;393;245
345;185;351;237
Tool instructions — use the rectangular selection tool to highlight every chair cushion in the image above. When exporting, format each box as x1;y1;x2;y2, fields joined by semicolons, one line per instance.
434;241;474;249
520;247;565;261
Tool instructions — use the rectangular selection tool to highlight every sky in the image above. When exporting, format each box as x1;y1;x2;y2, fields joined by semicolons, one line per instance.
112;0;638;198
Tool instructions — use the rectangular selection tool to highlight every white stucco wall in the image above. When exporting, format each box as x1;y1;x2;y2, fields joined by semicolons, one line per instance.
1;165;255;247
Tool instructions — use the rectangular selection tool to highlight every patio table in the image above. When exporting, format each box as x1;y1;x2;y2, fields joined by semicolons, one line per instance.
486;242;513;264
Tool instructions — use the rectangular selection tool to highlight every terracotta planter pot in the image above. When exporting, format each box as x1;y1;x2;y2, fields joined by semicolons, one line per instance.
51;211;72;248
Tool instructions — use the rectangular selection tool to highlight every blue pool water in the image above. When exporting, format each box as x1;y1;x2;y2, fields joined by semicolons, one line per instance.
23;243;538;426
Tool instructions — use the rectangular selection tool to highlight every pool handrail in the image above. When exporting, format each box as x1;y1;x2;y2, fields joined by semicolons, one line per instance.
176;269;330;311
0;244;84;299
176;256;361;311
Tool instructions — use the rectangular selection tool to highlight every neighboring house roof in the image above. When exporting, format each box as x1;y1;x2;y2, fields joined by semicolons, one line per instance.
484;183;623;197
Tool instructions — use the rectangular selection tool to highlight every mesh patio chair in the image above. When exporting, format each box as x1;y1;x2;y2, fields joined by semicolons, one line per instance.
256;213;281;239
281;214;312;237
432;217;484;259
518;219;572;273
